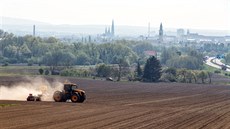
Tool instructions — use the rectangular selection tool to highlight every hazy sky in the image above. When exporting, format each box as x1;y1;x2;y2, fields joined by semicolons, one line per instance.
1;0;229;30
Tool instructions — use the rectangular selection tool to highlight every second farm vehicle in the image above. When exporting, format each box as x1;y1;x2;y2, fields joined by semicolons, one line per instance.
53;83;86;103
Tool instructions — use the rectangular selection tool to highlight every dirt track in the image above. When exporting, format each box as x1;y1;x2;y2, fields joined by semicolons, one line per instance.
1;77;230;129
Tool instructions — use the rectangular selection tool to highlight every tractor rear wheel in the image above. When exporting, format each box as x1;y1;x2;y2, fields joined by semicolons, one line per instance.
53;91;63;102
71;93;80;103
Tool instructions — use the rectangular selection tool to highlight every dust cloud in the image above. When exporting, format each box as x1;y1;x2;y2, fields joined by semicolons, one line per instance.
0;77;63;101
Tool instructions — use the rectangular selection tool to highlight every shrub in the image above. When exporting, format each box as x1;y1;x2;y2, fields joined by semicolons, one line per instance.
45;70;49;75
28;62;33;66
96;64;112;77
2;61;8;67
214;70;221;74
60;68;91;77
198;71;208;83
39;68;44;75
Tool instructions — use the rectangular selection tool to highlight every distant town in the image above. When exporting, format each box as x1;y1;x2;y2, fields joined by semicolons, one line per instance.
1;17;230;45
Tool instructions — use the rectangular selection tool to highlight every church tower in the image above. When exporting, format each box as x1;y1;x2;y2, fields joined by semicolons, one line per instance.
159;23;163;43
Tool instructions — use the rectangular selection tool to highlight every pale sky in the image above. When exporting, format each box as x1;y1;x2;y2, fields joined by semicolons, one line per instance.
1;0;230;30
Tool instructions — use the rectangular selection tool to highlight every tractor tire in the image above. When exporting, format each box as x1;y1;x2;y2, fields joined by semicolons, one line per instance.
78;93;86;103
53;91;63;102
71;93;80;103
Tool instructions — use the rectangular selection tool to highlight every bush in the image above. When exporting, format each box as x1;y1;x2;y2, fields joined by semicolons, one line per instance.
161;67;177;82
28;62;33;66
160;73;177;82
60;68;91;77
51;70;60;75
2;61;8;67
8;58;18;64
45;70;49;75
96;64;112;77
39;68;44;75
214;70;221;74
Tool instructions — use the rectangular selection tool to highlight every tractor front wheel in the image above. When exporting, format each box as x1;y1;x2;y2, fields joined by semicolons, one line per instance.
71;93;80;103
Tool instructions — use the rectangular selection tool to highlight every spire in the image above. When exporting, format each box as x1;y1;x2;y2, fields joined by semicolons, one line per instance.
159;23;163;43
159;23;163;36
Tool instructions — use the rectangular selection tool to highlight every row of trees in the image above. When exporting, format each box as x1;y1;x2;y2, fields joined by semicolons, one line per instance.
0;30;158;68
161;68;212;83
202;43;227;53
95;56;211;83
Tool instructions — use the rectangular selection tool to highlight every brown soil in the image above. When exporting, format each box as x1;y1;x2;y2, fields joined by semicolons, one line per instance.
1;76;230;129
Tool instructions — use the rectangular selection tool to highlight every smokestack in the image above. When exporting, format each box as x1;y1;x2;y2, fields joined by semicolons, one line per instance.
148;22;150;37
33;25;35;37
111;19;114;36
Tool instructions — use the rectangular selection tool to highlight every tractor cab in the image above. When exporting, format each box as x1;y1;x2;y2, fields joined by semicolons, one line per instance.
64;83;78;93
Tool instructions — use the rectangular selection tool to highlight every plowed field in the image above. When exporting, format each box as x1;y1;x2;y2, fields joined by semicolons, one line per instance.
1;76;230;129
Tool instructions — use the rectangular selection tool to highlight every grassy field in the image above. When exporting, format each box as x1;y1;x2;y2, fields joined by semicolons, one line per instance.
0;66;43;76
0;104;17;108
0;65;95;77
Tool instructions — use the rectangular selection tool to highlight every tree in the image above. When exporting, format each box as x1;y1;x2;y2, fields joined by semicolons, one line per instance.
225;53;230;64
161;67;177;82
96;64;112;77
136;61;143;78
116;58;130;81
160;47;179;64
166;56;202;70
45;37;58;43
61;52;75;68
207;71;212;84
177;69;187;83
75;52;90;65
42;50;75;70
142;56;162;82
198;71;208;83
39;68;44;75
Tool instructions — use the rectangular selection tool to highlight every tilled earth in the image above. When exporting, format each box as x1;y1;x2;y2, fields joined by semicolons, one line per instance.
1;76;230;129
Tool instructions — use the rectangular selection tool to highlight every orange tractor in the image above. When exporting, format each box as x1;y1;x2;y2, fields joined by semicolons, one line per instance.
53;83;86;103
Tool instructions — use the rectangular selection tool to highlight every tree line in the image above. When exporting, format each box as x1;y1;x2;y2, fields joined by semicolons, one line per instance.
0;30;157;68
